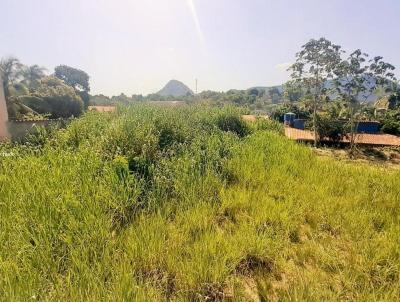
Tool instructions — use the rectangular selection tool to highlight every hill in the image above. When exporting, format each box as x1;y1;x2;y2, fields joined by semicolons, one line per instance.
248;85;284;95
157;79;194;97
248;75;392;103
1;106;399;300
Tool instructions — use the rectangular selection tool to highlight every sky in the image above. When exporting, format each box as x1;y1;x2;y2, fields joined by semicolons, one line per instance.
0;0;399;96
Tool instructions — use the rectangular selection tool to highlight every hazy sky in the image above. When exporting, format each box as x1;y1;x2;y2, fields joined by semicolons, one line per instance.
1;0;399;96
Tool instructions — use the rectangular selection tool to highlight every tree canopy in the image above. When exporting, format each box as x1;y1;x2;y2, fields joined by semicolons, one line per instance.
0;57;89;119
21;65;47;90
54;65;90;92
19;76;83;118
0;57;23;99
289;37;343;146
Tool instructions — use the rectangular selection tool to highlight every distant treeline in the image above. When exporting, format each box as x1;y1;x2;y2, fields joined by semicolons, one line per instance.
89;86;287;109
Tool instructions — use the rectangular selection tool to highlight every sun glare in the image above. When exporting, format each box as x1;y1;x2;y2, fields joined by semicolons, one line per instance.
186;0;204;45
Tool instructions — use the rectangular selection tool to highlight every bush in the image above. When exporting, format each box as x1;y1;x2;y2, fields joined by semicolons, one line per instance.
2;105;400;301
20;76;84;118
380;111;400;135
253;118;284;134
381;119;400;135
215;113;250;137
306;114;346;143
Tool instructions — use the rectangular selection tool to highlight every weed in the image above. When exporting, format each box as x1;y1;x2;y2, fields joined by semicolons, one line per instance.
1;104;399;301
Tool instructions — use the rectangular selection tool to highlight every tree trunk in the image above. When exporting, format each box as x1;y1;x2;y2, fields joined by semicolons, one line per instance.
349;106;356;156
313;99;318;147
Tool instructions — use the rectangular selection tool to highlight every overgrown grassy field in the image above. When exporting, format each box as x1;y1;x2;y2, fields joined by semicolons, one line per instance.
0;105;399;301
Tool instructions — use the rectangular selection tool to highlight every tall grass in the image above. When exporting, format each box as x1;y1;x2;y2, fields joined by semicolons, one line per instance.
0;105;399;301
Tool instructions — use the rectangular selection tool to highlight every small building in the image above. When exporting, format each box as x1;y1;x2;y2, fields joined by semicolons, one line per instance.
356;121;380;134
284;112;381;134
293;119;306;130
283;112;296;127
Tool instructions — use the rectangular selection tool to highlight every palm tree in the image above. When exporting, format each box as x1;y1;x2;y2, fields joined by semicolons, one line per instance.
20;64;47;90
0;56;23;99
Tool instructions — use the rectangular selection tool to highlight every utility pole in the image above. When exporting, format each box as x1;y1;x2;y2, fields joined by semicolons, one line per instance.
195;78;198;94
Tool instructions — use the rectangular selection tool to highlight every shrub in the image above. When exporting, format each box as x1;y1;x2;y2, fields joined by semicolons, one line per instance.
215;113;250;137
20;76;84;118
380;113;400;135
1;105;400;301
306;114;346;143
254;118;284;134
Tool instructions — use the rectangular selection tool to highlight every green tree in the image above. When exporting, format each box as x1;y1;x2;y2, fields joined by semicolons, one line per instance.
325;100;346;119
386;81;400;110
54;65;90;108
248;88;260;96
289;38;342;146
21;65;47;90
8;82;29;97
311;115;346;144
0;57;23;100
283;81;303;102
90;94;112;106
268;87;282;104
388;94;400;110
20;76;83;118
111;93;132;105
334;50;396;152
380;110;400;135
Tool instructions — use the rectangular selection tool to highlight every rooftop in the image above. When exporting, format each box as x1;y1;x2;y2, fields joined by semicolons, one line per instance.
285;127;400;146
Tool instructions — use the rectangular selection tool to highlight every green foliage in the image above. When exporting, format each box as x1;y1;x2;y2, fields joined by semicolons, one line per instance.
271;103;310;122
268;87;282;104
0;56;23;98
90;94;113;106
215;111;251;137
20;64;47;90
113;156;130;181
333;50;396;151
78;90;90;109
380;111;400;135
253;118;284;134
283;81;304;102
19;77;84;118
1;105;399;301
1;57;90;119
54;65;90;92
388;92;400;109
290;37;343;146
307;114;346;143
8;82;29;96
24;123;62;148
54;65;90;109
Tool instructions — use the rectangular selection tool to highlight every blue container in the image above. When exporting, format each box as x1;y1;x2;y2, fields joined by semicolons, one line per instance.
284;112;296;126
293;119;306;130
356;121;380;134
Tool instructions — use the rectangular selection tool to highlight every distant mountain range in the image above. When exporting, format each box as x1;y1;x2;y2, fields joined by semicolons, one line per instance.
156;77;391;103
248;77;390;103
248;86;284;94
157;80;194;97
